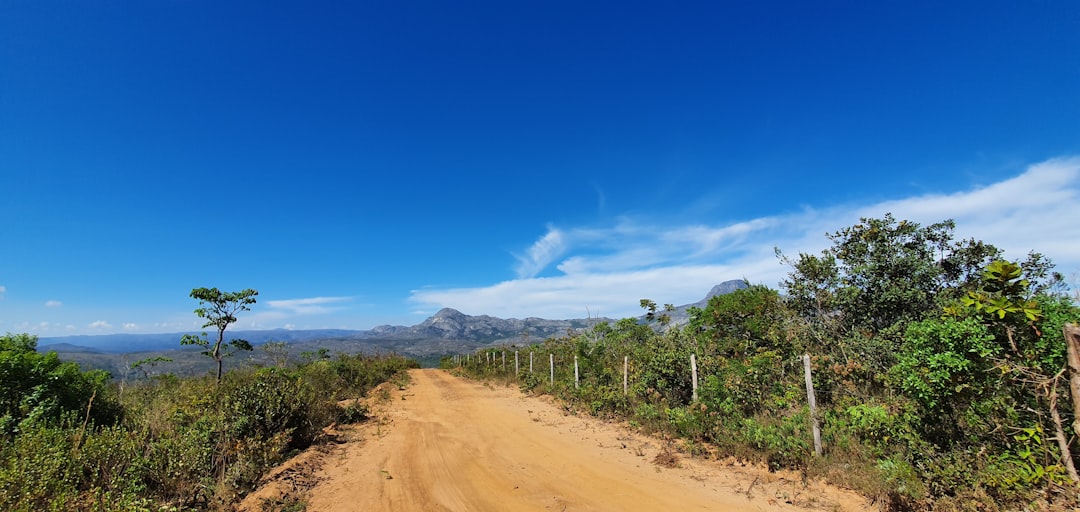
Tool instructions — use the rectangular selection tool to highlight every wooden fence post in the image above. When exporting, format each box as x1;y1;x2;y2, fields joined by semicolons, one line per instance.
530;351;534;373
574;355;579;390
550;353;554;386
502;351;506;372
803;354;822;456
1065;323;1080;438
623;356;628;395
691;353;698;402
515;351;519;375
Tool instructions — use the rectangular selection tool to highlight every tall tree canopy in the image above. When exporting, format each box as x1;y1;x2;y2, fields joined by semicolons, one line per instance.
778;214;1004;370
180;287;258;383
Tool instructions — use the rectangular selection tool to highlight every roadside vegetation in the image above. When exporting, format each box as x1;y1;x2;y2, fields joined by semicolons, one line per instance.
0;288;418;511
447;214;1080;510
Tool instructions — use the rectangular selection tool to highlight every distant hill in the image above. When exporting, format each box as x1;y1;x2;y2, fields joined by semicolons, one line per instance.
41;281;750;372
38;329;364;353
664;279;749;325
368;308;611;343
35;342;104;353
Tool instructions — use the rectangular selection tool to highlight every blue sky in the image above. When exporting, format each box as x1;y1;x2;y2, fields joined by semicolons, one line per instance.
2;1;1079;337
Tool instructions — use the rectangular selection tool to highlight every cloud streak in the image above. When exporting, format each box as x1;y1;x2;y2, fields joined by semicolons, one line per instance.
411;157;1080;321
265;296;354;315
240;296;357;330
513;227;567;278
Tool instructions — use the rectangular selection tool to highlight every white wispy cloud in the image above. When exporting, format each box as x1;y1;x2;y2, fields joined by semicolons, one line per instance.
153;322;187;331
242;296;355;329
861;157;1080;261
513;227;567;278
410;157;1080;320
89;320;112;329
123;323;138;330
265;296;353;315
0;285;6;298
44;300;62;307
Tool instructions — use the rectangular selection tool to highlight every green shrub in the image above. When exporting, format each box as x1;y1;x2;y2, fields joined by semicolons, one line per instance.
666;406;706;439
4;350;414;510
738;413;811;470
337;400;370;424
0;334;121;436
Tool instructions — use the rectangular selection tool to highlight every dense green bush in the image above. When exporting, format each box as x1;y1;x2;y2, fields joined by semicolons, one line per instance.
0;334;121;436
0;342;417;511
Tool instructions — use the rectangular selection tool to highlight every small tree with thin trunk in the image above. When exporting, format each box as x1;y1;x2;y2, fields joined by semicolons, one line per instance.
181;287;258;383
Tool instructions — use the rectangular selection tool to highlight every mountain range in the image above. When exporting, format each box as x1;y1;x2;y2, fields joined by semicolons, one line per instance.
39;280;747;374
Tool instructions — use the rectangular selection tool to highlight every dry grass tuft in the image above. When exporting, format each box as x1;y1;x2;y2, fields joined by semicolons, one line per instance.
652;446;679;468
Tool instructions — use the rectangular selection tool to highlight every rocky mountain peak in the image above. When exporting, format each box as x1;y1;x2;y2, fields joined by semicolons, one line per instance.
696;280;749;306
432;308;466;321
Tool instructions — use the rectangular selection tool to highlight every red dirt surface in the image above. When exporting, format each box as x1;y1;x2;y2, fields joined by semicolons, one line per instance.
244;369;869;511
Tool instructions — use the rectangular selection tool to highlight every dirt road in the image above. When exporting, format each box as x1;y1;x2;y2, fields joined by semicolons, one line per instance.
299;369;867;511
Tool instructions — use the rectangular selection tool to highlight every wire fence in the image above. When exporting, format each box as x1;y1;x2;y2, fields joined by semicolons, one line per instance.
451;347;824;455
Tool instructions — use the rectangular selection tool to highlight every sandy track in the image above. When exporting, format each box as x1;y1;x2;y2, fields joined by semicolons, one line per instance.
303;369;867;512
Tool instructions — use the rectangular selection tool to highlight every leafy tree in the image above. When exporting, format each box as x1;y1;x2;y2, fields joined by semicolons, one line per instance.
0;333;118;434
639;299;675;326
889;316;999;441
684;285;801;418
180;287;258;383
945;258;1074;374
892;258;1080;485
691;284;789;357
129;356;173;380
778;214;1001;372
261;341;290;368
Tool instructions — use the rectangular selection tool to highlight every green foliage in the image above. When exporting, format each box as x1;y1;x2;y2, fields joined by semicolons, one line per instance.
890;317;997;415
691;283;789;357
739;413;812;470
129;356;172;380
779;214;1002;376
223;367;320;447
985;425;1071;493
518;370;543;393
875;457;927;504
0;337;416;511
181;287;259;383
337;400;370;424
0;420;159;512
666;406;706;439
0;333;120;436
944;258;1076;374
842;403;893;445
640;299;675;326
1038;294;1080;371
